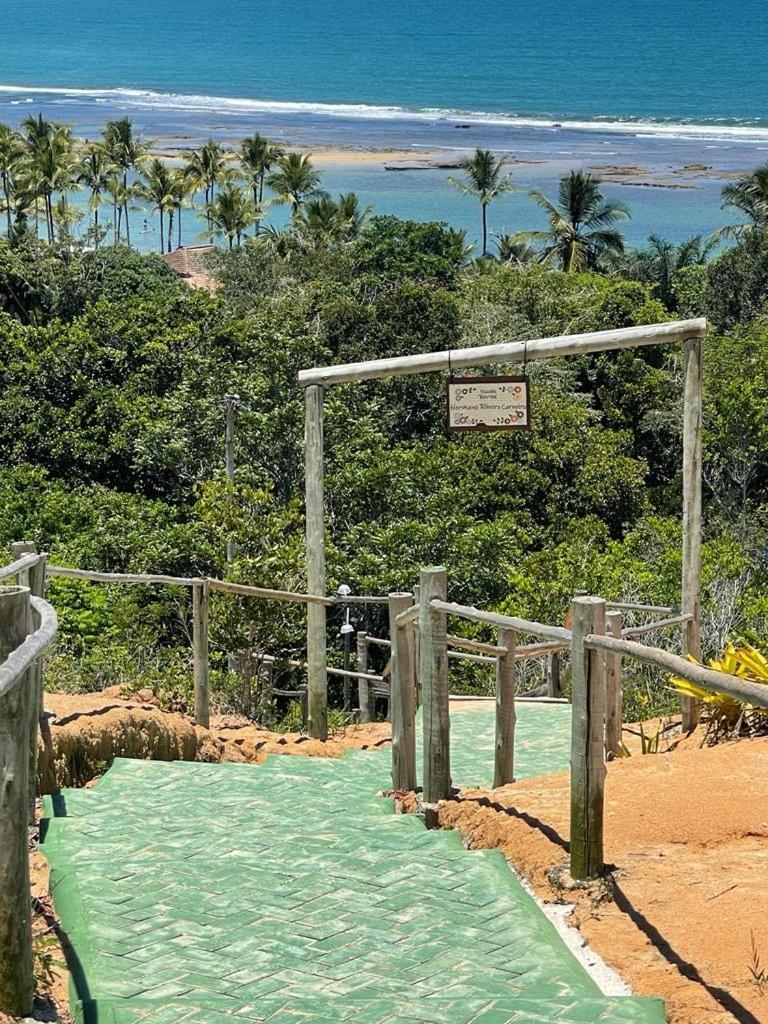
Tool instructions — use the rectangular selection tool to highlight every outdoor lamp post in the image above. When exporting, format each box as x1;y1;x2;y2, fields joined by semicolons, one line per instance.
337;584;354;710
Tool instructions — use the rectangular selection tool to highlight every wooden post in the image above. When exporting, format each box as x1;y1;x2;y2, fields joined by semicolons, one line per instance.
412;584;421;709
604;610;623;759
494;627;517;787
389;594;417;792
0;585;34;1017
356;631;371;723
419;568;450;809
569;596;607;881
225;394;237;565
682;335;703;732
11;543;47;824
192;580;210;728
546;651;561;697
305;384;327;740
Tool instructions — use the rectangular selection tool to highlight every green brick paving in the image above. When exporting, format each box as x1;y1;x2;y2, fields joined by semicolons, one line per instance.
41;704;664;1024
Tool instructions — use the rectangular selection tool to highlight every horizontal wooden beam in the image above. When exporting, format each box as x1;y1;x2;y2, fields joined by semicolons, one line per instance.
605;601;678;614
395;605;420;628
447;633;507;656
585;633;768;710
48;565;198;587
430;599;572;644
298;320;707;388
0;554;41;581
621;613;692;639
283;657;384;683
207;578;334;606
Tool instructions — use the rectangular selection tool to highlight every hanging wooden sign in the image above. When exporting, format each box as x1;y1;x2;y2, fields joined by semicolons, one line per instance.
447;375;530;431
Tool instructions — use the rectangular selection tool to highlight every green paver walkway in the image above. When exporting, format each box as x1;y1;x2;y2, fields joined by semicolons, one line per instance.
41;705;664;1024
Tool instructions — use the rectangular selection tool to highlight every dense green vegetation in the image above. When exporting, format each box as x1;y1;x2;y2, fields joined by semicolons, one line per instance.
2;119;768;725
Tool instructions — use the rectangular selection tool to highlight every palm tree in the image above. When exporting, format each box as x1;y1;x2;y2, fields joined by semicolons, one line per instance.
102;118;148;246
168;167;197;250
239;134;283;234
510;171;630;271
140;158;175;253
20;116;76;242
611;233;716;308
77;143;116;243
715;163;768;241
496;233;537;266
185;139;229;228
448;149;519;257
202;183;255;247
0;124;23;236
295;192;370;244
266;153;321;215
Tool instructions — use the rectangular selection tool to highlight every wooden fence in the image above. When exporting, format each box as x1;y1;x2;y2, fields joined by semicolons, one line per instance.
0;550;58;1017
1;542;756;1014
394;567;766;882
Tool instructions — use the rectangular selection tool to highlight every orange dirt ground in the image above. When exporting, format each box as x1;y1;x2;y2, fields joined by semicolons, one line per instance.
435;727;768;1024
15;691;768;1024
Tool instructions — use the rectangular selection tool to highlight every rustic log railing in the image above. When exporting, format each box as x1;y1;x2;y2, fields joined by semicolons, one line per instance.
0;551;58;1017
406;572;763;883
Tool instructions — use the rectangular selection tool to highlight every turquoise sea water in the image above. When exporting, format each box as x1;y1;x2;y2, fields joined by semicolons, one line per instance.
3;0;768;246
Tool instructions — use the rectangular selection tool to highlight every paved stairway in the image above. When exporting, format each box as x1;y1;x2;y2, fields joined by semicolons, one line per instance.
41;705;664;1024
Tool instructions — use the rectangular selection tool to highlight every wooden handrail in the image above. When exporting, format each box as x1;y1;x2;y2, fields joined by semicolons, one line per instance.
0;597;58;700
430;599;572;644
621;613;692;639
0;554;41;582
606;601;679;614
207;578;334;606
585;633;768;710
48;565;199;587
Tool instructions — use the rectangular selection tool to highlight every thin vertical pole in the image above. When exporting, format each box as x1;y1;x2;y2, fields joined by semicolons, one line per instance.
681;335;703;732
356;631;371;723
412;584;421;708
389;593;416;792
569;596;607;881
305;384;327;740
493;627;517;787
546;651;561;698
604;610;623;758
419;567;450;809
0;585;34;1017
225;394;238;564
192;580;210;728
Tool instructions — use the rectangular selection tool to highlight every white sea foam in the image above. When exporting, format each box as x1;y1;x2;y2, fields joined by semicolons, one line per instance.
1;83;768;142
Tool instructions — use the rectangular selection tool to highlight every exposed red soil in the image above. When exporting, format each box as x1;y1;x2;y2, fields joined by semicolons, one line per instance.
38;687;391;792
430;730;768;1024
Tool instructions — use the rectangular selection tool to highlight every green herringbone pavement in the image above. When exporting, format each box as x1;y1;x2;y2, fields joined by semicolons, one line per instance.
41;704;664;1024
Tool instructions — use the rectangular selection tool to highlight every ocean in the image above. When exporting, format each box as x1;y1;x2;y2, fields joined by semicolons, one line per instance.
3;0;768;249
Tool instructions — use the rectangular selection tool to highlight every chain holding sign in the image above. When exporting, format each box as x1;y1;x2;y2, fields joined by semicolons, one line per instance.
447;375;530;432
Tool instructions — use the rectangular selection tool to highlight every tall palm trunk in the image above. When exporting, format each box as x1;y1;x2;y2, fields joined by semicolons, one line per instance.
167;209;174;254
177;207;182;249
123;171;131;246
252;183;260;236
481;203;488;257
159;208;164;253
2;176;11;236
94;200;100;247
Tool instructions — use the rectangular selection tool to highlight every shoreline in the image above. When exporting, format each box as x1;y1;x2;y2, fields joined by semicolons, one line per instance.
149;137;747;191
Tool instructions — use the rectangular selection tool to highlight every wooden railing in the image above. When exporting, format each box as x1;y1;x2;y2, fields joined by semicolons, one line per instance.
398;569;765;882
0;547;58;1017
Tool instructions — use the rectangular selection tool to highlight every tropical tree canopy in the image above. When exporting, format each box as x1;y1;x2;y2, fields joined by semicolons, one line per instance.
448;148;519;256
510;171;630;272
